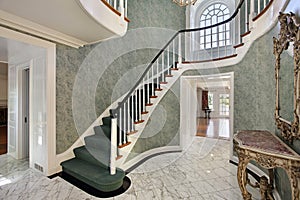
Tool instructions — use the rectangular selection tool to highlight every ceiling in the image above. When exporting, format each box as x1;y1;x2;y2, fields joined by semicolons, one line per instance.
196;75;231;89
0;0;127;47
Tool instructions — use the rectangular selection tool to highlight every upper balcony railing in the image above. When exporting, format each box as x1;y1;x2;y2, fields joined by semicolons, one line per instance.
101;0;129;22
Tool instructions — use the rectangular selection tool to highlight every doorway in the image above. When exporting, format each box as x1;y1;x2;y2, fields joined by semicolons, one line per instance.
180;72;234;150
21;68;30;158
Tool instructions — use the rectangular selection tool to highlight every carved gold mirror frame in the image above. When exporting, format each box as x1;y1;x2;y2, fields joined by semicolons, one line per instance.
274;12;300;142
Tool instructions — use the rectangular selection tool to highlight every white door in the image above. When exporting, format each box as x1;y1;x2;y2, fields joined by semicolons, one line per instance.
7;65;17;157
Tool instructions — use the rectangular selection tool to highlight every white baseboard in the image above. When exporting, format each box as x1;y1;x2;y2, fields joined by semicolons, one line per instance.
121;146;182;172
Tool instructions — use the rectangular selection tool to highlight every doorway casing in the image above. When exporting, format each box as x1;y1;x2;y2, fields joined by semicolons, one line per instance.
1;27;56;176
180;72;234;158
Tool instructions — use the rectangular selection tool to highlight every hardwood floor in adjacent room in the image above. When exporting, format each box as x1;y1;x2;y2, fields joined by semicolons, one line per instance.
0;125;7;155
197;117;230;139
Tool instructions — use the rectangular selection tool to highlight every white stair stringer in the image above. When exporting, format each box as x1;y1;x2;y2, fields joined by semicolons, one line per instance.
116;70;183;169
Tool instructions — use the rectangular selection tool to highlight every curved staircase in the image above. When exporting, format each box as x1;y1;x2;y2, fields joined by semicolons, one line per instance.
60;0;287;194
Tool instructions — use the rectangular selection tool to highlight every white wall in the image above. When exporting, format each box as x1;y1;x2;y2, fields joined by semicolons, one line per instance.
180;77;198;150
1;27;56;176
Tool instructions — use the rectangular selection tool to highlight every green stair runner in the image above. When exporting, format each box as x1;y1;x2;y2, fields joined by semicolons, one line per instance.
61;119;125;192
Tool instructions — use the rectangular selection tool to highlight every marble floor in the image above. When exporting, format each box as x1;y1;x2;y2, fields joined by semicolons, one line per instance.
0;137;261;200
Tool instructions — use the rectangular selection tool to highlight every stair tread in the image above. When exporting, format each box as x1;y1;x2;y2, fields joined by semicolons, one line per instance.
94;125;111;138
61;158;125;191
73;146;108;168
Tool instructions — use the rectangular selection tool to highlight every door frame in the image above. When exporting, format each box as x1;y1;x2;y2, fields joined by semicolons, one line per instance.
1;27;56;176
180;72;234;158
17;64;30;159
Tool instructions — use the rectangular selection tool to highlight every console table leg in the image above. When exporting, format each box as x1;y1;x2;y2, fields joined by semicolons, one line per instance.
237;157;252;200
290;167;300;200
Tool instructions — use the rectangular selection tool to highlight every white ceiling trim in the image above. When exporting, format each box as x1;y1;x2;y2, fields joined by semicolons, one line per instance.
0;10;86;48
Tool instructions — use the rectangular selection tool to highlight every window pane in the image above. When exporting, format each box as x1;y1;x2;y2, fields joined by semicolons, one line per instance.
212;16;217;24
206;35;211;42
206;29;211;35
206;20;211;26
208;5;214;11
208;93;213;109
219;24;224;32
200;44;205;49
200;36;204;43
226;32;230;39
226;23;230;30
212;34;217;42
219;94;229;116
200;30;204;36
200;21;205;27
206;43;211;48
219;41;225;46
219;32;224;40
212;27;218;34
224;8;230;14
218;16;223;22
220;5;226;10
212;42;218;48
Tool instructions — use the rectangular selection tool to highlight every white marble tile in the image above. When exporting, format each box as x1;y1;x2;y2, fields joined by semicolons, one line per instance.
0;138;263;200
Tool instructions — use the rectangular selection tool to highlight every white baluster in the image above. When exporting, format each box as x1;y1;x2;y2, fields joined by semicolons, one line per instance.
210;28;213;58
225;23;227;56
217;25;220;58
263;0;266;8
143;78;146;112
148;71;151;103
245;0;248;32
178;34;182;63
156;60;159;87
127;100;130;133
135;90;138;122
258;0;261;14
122;105;126;144
167;46;170;75
131;94;134;130
123;104;126;138
151;66;154;97
110;118;117;175
119;108;122;146
119;0;125;17
139;86;142;121
125;0;128;18
249;0;255;29
173;41;175;68
162;52;165;82
114;0;117;9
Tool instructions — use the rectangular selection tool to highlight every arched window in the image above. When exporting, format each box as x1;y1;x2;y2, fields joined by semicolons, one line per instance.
199;3;231;49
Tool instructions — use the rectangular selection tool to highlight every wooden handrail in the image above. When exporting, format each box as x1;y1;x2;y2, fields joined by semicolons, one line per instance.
101;0;130;22
111;0;246;117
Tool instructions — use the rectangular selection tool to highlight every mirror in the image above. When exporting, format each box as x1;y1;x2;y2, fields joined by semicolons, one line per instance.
279;54;294;122
274;12;300;142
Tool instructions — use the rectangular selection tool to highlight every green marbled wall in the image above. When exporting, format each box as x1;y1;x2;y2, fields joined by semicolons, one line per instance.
128;14;295;198
56;0;186;154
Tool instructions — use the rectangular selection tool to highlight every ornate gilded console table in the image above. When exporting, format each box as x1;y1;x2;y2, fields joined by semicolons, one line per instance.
234;130;300;200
